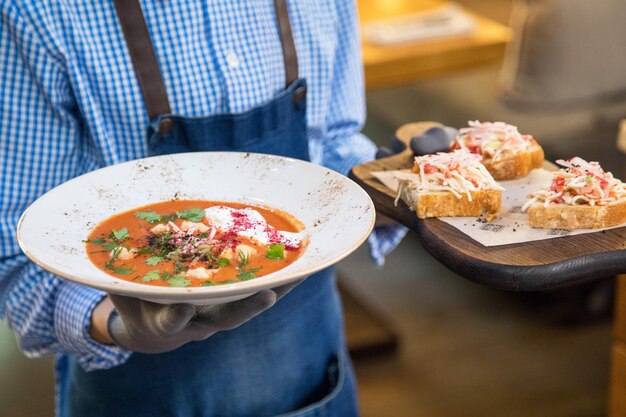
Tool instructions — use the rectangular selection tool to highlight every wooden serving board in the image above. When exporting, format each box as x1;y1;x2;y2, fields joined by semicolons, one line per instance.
350;122;626;291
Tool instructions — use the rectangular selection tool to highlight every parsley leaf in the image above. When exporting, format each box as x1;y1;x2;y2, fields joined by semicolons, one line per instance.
104;243;118;251
176;208;205;222
90;238;106;245
265;244;285;260
217;257;230;267
142;270;161;282
165;274;191;287
135;247;154;255
111;228;130;241
135;211;163;224
113;267;134;275
201;281;216;286
237;270;259;281
146;256;165;266
160;213;178;223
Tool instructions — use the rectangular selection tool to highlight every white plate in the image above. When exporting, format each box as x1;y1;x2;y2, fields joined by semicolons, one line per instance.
17;152;375;304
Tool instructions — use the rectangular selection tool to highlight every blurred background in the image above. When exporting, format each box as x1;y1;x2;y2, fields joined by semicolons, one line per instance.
2;1;626;416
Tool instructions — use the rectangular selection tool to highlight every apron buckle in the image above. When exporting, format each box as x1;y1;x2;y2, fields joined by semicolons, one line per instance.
158;118;175;134
293;86;307;104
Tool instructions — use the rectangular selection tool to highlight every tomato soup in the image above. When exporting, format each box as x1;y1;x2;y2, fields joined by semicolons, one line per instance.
86;200;307;287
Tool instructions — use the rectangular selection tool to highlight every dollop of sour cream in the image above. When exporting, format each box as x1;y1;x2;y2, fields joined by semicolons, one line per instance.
204;206;305;250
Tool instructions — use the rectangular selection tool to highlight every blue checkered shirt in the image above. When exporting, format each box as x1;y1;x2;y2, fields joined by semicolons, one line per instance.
0;0;407;376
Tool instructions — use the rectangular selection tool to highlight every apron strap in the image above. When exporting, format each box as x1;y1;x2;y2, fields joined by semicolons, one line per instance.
113;0;172;119
274;0;299;86
113;0;299;120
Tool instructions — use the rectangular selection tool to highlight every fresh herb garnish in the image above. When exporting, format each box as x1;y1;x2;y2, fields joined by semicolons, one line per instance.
111;228;130;242
146;256;165;266
224;280;238;284
104;246;134;275
218;257;230;267
164;274;191;288
142;270;161;282
105;246;123;270
135;211;163;224
167;249;184;264
197;245;216;264
149;231;177;257
176;208;205;223
90;237;106;245
161;213;178;223
236;252;261;281
201;281;216;286
237;271;258;281
174;261;187;274
135;247;154;255
265;244;285;260
103;243;118;251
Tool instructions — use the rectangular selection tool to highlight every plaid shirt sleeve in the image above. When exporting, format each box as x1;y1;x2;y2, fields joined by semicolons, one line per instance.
317;0;408;265
0;3;131;370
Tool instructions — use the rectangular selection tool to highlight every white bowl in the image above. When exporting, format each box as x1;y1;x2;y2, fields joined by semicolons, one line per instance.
17;152;375;304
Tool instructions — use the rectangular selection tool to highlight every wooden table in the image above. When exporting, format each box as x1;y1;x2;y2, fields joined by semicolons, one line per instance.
359;0;512;89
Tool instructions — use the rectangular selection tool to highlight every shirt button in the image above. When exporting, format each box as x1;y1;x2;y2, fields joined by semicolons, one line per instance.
226;51;240;69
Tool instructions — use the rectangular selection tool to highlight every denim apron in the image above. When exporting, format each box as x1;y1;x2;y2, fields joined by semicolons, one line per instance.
57;1;358;416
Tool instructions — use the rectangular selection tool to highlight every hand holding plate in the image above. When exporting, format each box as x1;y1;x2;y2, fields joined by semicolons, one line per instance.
107;291;277;353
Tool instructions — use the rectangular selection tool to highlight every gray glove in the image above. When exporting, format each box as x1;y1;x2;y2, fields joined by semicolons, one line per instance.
376;126;458;158
108;281;300;353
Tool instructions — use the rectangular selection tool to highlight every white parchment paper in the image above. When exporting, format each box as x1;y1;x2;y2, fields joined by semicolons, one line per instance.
373;168;624;246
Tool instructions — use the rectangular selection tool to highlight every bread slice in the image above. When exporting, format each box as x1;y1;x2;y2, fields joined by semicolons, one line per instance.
398;182;502;220
527;198;626;229
483;144;544;181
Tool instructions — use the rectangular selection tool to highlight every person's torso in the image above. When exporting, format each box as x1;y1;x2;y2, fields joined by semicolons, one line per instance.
39;2;360;416
20;0;341;167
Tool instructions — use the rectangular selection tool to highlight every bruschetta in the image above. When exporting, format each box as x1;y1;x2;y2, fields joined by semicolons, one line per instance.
523;157;626;229
450;121;544;180
397;150;503;220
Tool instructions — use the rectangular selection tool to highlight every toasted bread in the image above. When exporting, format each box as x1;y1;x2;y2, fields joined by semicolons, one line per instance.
451;121;544;180
527;198;626;229
483;144;544;181
524;156;626;229
398;182;502;220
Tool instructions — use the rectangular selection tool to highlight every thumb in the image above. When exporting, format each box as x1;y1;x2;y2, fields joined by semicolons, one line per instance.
108;294;195;334
108;293;143;317
156;303;196;334
195;290;277;331
272;279;304;300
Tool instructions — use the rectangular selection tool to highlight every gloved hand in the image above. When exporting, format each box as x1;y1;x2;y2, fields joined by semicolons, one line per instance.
375;126;458;158
107;281;300;354
407;126;458;156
